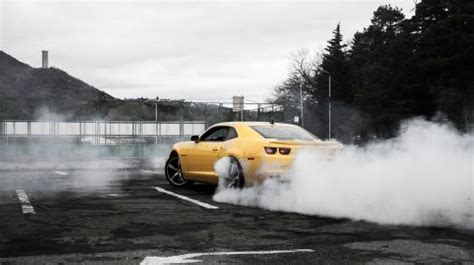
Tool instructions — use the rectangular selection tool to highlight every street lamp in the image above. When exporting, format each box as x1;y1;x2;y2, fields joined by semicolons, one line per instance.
299;82;304;127
320;69;332;140
154;97;159;122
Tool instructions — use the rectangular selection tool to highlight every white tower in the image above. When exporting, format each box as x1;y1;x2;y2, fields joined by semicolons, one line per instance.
42;50;48;68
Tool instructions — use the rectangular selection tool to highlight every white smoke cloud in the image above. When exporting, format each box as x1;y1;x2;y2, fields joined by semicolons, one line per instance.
213;119;474;229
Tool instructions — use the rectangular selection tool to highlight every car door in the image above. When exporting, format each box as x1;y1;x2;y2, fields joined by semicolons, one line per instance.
186;126;229;179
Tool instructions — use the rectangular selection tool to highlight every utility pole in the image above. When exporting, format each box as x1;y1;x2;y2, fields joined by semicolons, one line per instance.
321;69;332;139
179;102;184;136
329;74;332;139
218;103;223;122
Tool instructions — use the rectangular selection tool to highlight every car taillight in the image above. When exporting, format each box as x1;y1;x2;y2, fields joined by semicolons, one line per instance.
279;148;291;155
264;147;277;154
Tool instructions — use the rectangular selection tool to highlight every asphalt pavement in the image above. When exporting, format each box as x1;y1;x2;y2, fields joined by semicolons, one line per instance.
0;168;472;264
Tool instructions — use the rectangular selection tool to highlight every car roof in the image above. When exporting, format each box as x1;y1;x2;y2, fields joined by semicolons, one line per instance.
212;121;297;128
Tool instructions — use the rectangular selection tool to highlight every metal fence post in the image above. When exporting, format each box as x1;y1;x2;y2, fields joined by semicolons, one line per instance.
1;120;3;144
257;103;261;121
27;120;31;137
219;103;223;123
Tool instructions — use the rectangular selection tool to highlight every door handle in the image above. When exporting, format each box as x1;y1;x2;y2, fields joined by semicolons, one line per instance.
212;148;219;151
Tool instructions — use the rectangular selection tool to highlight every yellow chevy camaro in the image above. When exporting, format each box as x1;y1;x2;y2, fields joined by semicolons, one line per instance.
165;121;342;188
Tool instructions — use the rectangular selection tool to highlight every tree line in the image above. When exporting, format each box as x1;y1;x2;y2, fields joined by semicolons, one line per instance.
273;0;473;143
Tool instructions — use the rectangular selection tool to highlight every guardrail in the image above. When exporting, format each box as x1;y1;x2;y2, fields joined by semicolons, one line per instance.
0;120;206;144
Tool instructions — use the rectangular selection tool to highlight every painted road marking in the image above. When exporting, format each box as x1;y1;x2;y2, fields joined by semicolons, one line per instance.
53;170;69;176
152;186;219;210
98;193;126;198
107;193;125;197
141;249;315;265
141;170;161;174
15;189;36;214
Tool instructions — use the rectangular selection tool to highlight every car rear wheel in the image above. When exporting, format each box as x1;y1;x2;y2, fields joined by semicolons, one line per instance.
221;157;245;189
165;153;188;187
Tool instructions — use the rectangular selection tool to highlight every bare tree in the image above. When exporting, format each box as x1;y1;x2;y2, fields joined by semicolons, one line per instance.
290;49;316;85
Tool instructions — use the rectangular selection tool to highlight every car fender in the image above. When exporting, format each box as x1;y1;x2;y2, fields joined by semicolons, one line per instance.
168;142;195;172
220;140;260;176
218;141;241;160
168;147;179;157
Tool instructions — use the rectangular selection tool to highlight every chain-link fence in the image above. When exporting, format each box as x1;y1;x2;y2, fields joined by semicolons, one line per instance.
0;98;286;126
179;101;285;125
0;100;289;162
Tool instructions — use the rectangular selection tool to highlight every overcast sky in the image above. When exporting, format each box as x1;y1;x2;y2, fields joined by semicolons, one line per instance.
1;0;415;102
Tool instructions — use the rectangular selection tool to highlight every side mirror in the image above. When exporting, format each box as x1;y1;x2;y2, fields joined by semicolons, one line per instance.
190;135;200;143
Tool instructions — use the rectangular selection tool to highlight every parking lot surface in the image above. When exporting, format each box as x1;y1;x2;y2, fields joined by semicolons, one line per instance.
0;168;473;264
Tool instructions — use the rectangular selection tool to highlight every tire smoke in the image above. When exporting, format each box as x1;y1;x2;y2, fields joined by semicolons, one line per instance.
213;119;474;229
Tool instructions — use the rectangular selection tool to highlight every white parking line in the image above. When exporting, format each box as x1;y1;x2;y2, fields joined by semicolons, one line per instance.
53;170;69;176
98;193;127;198
141;249;314;265
15;189;36;214
152;187;219;210
141;170;161;174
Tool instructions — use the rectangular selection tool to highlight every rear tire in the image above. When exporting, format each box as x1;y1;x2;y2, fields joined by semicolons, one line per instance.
165;153;189;187
221;157;245;189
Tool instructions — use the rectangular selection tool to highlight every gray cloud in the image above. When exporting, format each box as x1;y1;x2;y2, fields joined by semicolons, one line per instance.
1;0;415;102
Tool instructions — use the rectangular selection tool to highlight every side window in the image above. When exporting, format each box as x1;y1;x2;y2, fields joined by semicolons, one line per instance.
201;127;228;142
225;127;238;140
200;126;238;142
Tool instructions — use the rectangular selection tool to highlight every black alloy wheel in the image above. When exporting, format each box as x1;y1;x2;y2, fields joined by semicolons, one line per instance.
165;154;188;187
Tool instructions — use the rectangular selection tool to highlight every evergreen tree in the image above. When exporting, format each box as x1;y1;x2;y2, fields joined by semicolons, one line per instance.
312;23;351;103
412;0;474;129
272;1;473;142
308;24;355;140
349;5;435;137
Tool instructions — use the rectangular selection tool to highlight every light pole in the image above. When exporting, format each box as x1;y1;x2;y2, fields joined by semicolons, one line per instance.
320;69;332;139
299;82;304;127
154;97;159;122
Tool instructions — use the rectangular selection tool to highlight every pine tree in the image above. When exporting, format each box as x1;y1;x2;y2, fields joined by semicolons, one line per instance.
273;1;473;141
412;0;474;129
305;24;357;140
348;5;435;137
312;24;351;103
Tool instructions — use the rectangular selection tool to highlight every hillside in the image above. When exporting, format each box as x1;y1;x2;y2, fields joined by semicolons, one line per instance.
0;51;238;123
0;50;117;120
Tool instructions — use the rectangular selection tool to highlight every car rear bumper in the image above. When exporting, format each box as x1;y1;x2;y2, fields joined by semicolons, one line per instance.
242;146;341;185
241;156;292;185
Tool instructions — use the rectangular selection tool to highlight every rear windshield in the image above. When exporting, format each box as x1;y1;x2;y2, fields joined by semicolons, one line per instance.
251;125;318;141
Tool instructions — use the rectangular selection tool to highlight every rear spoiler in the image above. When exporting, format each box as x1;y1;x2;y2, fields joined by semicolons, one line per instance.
268;140;342;148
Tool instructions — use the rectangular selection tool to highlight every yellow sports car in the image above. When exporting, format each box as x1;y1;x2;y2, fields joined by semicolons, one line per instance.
165;121;342;188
